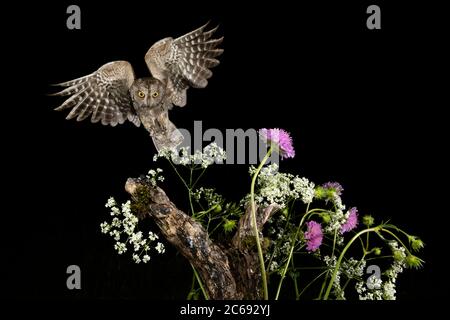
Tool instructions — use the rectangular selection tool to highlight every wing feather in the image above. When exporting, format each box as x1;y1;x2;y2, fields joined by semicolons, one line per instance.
145;23;223;107
52;61;140;127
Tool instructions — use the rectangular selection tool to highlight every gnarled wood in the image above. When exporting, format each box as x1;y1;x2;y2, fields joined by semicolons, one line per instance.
125;177;279;300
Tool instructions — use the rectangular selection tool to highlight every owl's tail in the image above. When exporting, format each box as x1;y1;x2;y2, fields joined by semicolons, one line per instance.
151;120;184;153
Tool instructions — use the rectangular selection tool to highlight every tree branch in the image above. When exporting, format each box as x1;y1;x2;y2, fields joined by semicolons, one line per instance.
124;177;279;300
125;177;237;299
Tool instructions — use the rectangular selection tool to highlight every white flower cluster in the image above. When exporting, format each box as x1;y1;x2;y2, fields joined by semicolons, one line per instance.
356;241;406;300
324;194;347;235
153;143;227;168
383;241;406;300
382;281;396;300
367;274;383;290
292;177;315;204
341;258;366;280
192;187;223;207
356;279;383;300
155;241;166;254
101;197;166;264
280;241;291;255
247;163;315;209
256;164;292;208
102;199;138;236
265;214;297;273
147;168;164;186
388;240;406;261
267;246;289;276
269;261;279;272
323;255;345;299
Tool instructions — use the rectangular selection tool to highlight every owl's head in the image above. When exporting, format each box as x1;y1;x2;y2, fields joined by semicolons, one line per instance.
130;78;166;109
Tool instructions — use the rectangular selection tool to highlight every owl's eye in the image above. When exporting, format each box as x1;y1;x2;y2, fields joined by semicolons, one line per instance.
137;91;145;98
152;92;159;98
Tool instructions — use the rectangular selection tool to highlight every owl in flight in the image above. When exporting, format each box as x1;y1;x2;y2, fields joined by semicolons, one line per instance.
52;23;223;151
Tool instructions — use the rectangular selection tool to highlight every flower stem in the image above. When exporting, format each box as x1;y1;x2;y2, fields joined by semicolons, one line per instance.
167;159;190;191
168;160;206;299
188;168;196;215
192;167;208;190
323;227;379;300
379;228;413;255
187;273;196;300
366;231;370;251
275;203;310;300
193;205;218;220
274;206;320;299
297;270;328;300
331;229;338;258
265;201;296;275
383;224;411;238
250;147;272;300
291;259;300;299
191;263;209;300
317;274;328;299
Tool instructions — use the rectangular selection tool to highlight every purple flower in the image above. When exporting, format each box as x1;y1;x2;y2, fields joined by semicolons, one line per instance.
304;221;323;252
322;182;344;196
341;207;358;234
259;128;295;159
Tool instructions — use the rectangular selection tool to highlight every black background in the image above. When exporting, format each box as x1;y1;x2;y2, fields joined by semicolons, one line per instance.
2;0;447;310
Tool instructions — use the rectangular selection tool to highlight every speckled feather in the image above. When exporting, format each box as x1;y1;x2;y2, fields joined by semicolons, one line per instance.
145;22;223;106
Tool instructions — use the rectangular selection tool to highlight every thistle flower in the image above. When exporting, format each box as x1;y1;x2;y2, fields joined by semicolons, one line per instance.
259;128;295;159
409;236;425;252
304;221;323;252
341;207;358;233
405;254;424;269
322;182;344;196
362;214;375;227
223;219;237;233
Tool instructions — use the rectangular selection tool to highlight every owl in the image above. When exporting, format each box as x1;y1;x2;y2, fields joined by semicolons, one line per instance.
52;23;223;151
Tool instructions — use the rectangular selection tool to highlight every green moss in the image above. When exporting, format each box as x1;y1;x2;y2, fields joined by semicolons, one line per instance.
241;235;269;251
242;235;257;249
130;185;152;217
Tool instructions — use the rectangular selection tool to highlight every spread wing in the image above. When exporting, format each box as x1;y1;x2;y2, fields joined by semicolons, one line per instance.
145;23;223;107
51;61;140;127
